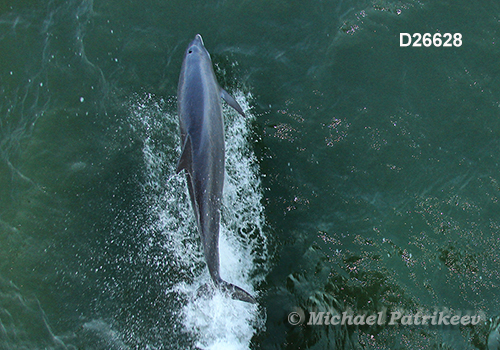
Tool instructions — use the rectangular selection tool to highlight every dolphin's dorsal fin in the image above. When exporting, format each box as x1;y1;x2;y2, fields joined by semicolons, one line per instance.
221;89;245;117
176;134;193;174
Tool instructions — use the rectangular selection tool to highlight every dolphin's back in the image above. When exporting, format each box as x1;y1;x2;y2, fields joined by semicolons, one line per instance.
177;37;224;278
176;34;255;304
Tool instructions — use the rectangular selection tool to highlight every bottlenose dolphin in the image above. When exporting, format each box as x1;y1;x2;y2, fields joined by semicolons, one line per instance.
176;34;256;304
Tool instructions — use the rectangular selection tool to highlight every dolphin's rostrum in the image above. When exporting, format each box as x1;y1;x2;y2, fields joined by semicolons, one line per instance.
176;34;255;304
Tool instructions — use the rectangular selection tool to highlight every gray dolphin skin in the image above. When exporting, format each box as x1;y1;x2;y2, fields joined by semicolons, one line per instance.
176;34;255;304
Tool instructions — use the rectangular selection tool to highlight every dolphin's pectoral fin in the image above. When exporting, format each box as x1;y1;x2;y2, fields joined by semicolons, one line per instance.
176;135;193;174
221;88;246;118
220;280;257;304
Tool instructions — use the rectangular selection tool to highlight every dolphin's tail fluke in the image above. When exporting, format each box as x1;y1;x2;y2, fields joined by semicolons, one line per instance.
195;279;257;304
220;280;257;304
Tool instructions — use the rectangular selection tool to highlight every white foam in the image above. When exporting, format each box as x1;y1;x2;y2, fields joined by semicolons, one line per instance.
82;319;129;349
129;91;268;349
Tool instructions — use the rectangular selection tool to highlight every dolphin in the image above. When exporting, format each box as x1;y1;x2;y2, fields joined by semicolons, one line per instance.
176;34;256;304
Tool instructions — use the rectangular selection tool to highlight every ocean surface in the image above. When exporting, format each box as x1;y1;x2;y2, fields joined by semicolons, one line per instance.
1;0;500;349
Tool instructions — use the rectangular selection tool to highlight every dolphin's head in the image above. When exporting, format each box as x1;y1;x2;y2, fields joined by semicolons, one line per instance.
184;34;211;62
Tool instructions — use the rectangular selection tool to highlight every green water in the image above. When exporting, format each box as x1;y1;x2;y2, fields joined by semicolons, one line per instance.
1;0;500;349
